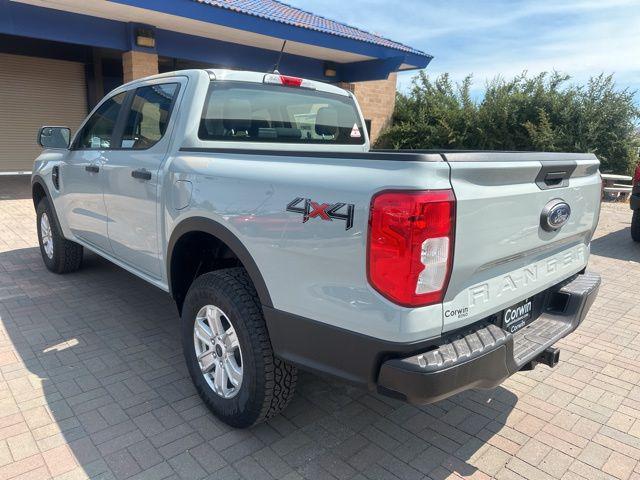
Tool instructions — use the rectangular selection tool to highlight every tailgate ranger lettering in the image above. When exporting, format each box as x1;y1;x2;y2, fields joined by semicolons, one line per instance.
468;243;586;308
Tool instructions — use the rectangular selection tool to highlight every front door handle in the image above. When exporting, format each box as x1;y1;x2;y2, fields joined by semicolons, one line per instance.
131;169;152;181
85;164;99;173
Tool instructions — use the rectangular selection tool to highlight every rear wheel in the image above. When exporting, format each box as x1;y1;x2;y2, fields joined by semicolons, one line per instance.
181;268;297;428
631;210;640;242
36;198;83;273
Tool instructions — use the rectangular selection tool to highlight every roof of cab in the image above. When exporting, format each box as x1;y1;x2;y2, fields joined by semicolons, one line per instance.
116;68;351;98
205;69;350;96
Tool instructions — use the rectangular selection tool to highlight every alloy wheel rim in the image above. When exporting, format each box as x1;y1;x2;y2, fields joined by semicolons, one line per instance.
40;213;54;259
193;304;243;399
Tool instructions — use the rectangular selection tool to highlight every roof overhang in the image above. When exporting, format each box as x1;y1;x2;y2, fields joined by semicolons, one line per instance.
5;0;432;81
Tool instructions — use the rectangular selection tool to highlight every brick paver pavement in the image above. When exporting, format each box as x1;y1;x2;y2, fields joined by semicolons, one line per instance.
0;175;639;480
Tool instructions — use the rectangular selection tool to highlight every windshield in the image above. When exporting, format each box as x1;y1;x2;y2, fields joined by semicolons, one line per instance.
198;81;365;145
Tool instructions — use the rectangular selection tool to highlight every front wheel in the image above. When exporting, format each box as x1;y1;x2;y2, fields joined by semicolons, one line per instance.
632;210;640;242
181;268;297;428
36;198;83;273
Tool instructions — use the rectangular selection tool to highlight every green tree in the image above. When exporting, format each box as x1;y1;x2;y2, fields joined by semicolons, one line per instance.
376;72;640;174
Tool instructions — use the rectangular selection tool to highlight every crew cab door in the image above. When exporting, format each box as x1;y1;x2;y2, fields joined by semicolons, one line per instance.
101;81;182;278
60;92;128;253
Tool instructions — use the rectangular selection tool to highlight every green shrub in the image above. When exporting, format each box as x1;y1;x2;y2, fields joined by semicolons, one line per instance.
376;71;639;174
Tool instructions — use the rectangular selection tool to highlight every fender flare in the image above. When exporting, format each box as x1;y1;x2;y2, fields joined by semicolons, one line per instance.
166;217;273;308
31;175;50;206
31;175;64;229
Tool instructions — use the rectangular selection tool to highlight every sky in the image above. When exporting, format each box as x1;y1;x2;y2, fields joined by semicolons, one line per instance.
285;0;640;103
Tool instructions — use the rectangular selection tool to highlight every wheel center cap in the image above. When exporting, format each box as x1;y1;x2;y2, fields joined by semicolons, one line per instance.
215;344;223;357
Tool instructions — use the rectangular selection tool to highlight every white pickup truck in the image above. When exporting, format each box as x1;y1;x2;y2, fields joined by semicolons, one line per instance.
32;69;601;428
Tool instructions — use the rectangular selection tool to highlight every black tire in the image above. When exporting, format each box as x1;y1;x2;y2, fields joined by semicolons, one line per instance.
36;197;83;273
632;210;640;242
181;268;297;428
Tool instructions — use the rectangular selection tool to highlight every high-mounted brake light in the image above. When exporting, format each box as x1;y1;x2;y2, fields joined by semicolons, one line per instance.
633;163;640;186
263;73;313;88
367;190;456;307
279;75;303;87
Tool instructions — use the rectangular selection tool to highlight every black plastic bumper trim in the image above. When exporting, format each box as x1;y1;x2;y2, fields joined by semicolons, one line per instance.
263;307;442;389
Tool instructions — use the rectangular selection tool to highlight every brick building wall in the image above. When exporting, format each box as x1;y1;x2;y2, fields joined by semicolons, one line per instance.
122;51;159;83
341;72;397;144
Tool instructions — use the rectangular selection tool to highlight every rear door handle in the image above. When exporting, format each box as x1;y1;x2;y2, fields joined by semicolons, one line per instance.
85;164;99;173
131;169;152;181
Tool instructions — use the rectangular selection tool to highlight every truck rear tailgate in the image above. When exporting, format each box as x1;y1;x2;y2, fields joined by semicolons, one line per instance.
441;152;601;333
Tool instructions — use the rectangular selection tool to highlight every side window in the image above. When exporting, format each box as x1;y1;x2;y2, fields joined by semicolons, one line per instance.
74;93;127;149
120;83;179;149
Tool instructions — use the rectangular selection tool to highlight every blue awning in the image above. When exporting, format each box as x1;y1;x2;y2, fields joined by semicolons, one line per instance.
1;0;432;82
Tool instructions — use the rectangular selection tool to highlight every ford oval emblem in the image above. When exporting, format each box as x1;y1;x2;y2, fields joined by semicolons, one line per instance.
541;199;571;231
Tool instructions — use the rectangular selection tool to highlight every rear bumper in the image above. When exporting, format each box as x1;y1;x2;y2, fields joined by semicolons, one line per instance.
377;271;601;404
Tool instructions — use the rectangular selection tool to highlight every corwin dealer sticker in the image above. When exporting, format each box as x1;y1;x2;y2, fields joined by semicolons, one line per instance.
350;123;361;138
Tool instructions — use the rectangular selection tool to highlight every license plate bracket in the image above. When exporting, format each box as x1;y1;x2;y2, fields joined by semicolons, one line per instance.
501;298;534;334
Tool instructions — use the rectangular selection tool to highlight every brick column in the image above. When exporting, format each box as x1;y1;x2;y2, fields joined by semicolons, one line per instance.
340;73;397;144
122;50;158;83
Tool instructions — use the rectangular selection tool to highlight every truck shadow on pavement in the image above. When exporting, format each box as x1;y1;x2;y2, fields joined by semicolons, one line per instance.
591;226;639;262
0;246;518;479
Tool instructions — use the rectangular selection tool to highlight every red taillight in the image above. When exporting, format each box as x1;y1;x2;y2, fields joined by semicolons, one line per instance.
367;190;455;307
633;164;640;186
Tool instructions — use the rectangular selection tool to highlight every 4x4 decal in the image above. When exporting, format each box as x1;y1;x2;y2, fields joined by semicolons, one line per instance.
286;197;355;230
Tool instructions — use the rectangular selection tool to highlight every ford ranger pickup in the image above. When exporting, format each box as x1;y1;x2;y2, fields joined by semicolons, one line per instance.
31;69;601;428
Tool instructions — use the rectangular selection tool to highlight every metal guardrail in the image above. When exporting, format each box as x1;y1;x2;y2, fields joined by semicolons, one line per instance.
601;173;633;201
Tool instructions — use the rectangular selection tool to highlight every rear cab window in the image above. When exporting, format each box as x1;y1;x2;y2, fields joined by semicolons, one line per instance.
198;81;365;145
120;83;179;150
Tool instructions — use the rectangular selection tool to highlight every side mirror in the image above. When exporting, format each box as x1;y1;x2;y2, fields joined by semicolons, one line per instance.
38;126;70;149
